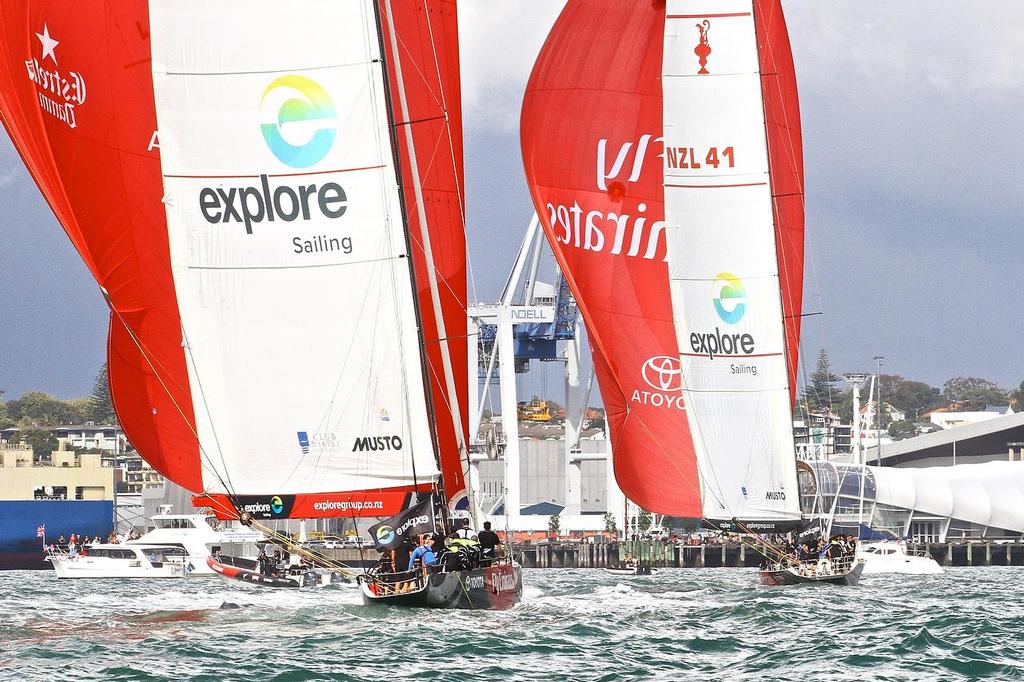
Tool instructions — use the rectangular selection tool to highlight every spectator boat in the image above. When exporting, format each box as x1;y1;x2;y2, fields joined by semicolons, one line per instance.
125;508;263;577
46;544;189;579
857;541;943;575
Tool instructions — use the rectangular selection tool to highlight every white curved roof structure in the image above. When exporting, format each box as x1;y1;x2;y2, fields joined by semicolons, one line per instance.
869;462;1024;533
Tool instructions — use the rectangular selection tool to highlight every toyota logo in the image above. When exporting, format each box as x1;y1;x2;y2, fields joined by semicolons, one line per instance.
641;356;682;392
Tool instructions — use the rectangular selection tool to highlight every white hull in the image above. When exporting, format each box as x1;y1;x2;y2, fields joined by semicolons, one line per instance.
127;512;263;576
857;542;943;575
49;557;184;579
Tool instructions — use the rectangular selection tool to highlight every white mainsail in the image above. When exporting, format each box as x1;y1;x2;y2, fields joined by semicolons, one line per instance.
662;0;800;525
149;0;439;495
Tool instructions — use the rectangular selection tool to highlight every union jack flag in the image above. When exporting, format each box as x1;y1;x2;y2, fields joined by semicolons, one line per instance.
36;524;45;538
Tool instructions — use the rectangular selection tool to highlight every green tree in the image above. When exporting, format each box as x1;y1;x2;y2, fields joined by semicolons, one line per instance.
941;377;1009;411
0;398;12;429
888;419;917;440
801;349;840;412
7;391;78;426
85;363;116;424
1010;380;1024;413
879;375;944;420
17;428;58;457
603;512;618;535
547;512;561;537
637;510;653;534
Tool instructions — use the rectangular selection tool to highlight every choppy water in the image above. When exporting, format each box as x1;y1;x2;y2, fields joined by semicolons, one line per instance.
2;567;1022;681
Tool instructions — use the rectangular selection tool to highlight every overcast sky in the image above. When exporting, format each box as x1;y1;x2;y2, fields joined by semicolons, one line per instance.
2;2;1023;403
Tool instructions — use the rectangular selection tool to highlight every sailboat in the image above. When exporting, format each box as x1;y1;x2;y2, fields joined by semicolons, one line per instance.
522;0;862;586
0;0;520;606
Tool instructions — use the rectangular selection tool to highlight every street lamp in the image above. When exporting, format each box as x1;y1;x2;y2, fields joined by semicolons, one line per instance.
872;356;885;466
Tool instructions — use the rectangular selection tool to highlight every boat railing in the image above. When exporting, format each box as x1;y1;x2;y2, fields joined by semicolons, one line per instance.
359;567;426;596
768;554;858;577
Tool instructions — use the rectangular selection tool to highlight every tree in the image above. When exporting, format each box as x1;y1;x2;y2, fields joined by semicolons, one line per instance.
603;512;617;535
85;363;116;424
941;377;1009;411
7;391;78;426
888;419;917;440
881;375;945;420
547;512;561;537
801;349;840;412
1010;380;1024;414
637;510;653;534
0;399;12;429
17;428;58;457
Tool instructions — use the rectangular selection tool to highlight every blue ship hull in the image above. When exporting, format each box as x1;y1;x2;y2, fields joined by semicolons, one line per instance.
0;500;113;570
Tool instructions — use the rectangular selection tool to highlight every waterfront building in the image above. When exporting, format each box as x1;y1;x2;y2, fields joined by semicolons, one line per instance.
793;412;852;459
926;404;1014;431
0;439;114;569
1;424;128;454
798;409;1024;543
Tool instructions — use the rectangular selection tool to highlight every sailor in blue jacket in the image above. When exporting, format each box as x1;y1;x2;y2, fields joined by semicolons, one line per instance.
408;534;438;571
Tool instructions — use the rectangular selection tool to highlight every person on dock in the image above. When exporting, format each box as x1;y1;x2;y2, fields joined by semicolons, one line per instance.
477;522;502;564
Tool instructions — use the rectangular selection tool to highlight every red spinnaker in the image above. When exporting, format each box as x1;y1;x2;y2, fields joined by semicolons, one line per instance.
0;1;203;491
521;2;701;517
756;0;805;403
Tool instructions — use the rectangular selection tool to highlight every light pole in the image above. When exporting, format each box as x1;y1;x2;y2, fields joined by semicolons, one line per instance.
844;374;871;528
873;356;885;467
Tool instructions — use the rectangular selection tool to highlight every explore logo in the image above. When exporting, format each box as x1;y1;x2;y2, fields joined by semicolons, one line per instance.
712;272;747;324
259;75;337;168
375;525;396;546
270;496;285;515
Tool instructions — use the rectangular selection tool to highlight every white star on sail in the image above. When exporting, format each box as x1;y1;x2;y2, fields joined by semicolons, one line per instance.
35;24;59;65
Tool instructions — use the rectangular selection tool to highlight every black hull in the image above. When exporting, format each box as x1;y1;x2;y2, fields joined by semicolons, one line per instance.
208;556;346;588
759;560;865;586
360;563;521;609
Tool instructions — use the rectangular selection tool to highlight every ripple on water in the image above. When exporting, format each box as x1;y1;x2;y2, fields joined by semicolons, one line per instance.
3;567;1024;680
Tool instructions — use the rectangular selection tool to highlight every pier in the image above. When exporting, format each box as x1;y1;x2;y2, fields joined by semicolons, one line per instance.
507;541;1024;569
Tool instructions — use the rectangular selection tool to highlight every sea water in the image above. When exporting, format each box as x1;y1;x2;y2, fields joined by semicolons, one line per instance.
2;567;1022;681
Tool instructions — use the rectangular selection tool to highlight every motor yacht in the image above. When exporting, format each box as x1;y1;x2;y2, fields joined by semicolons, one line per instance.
126;508;264;576
857;541;943;575
47;544;188;579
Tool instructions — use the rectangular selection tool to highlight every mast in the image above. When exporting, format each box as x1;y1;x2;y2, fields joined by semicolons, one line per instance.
371;0;446;512
379;0;475;527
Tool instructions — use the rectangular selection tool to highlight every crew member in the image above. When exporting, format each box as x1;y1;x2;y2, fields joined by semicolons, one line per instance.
455;519;477;540
477;522;502;563
407;534;437;571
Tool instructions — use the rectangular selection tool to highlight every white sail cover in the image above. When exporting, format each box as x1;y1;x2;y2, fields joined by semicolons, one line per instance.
662;0;800;524
149;0;439;495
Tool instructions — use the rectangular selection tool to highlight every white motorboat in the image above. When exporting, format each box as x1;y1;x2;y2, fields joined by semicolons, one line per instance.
47;544;188;579
126;508;264;576
857;541;943;575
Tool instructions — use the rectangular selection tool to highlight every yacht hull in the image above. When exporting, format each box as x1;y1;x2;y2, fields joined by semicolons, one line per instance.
359;562;522;609
759;560;865;586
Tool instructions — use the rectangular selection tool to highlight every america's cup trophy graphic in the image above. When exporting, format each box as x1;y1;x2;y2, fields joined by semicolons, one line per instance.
695;20;711;75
